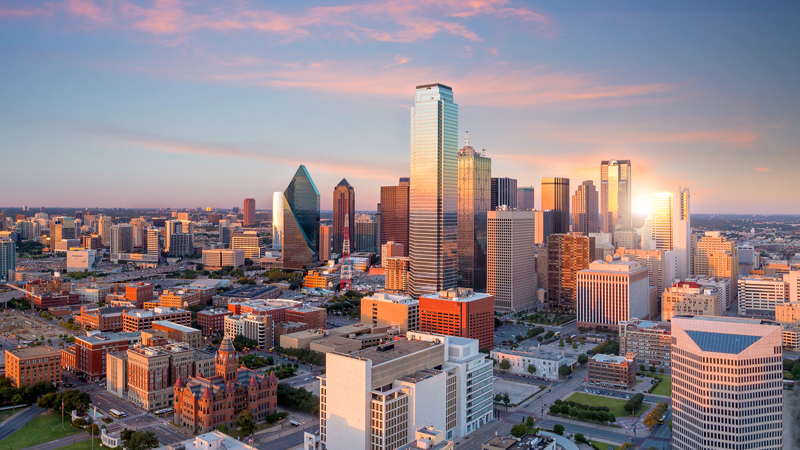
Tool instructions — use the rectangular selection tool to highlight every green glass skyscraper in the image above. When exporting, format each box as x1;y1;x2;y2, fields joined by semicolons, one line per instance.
282;165;320;270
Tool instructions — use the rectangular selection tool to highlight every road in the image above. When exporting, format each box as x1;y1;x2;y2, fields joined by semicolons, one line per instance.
0;406;44;442
256;429;304;450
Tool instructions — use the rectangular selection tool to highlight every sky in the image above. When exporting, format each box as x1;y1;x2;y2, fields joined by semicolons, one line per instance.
1;0;799;214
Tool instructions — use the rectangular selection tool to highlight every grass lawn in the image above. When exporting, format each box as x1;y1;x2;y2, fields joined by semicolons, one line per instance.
638;372;673;396
224;422;274;440
0;411;83;448
52;438;99;450
565;393;645;418
0;407;24;424
591;440;620;450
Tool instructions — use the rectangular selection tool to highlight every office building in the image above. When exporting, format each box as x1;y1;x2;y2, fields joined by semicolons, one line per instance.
225;298;301;321
197;308;233;335
303;268;339;290
457;132;491;292
787;271;800;303
487;210;536;312
243;198;256;226
98;215;112;247
110;223;133;255
124;282;154;307
419;288;493;349
0;237;15;281
534;210;554;245
671;316;782;450
122;307;192;332
386;256;411;293
674;187;691;279
588;354;636;389
224;314;274;349
67;249;97;274
546;234;594;309
489;345;578;381
230;231;261;261
355;215;376;253
618;319;672;368
316;224;330;262
282;165;320;270
600;160;632;233
490;177;517;210
146;227;161;255
319;332;493;449
375;203;381;256
272;191;283;250
380;178;410;257
650;189;691;279
738;275;788;316
360;292;419;333
737;243;758;276
662;281;722;322
60;332;141;381
617;247;677;299
382;241;404;258
76;306;124;331
202;249;245;269
166;220;194;256
409;83;458;298
333;179;355;255
286;305;327;329
613;228;639;250
124;339;196;411
577;258;651;330
541;177;570;234
174;337;278;433
152;321;202;348
517;186;535;210
571;180;599;235
693;231;738;296
5;346;61;388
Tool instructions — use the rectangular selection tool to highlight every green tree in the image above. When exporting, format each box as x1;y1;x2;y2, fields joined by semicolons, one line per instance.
572;342;578;350
510;423;528;438
659;368;665;374
526;329;535;338
558;364;572;377
537;336;544;342
558;339;565;348
565;336;573;344
649;365;657;373
574;433;586;443
87;424;101;436
499;359;511;371
640;364;646;371
553;424;564;435
236;410;256;436
620;444;636;450
527;364;536;375
121;430;159;450
494;394;503;403
526;416;535;428
12;394;22;411
217;424;228;433
502;392;510;408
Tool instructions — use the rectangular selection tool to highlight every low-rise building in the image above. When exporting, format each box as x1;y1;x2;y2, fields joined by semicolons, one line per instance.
304;269;340;290
152;431;258;450
225;297;300;321
213;285;282;306
61;331;142;381
5;346;61;388
286;304;327;329
662;281;722;322
360;292;419;333
783;327;800;350
398;426;454;450
122;307;191;332
618;319;672;369
197;308;233;335
76;306;125;332
152;321;202;348
159;289;202;309
489;347;578;380
738;275;788;316
588;353;637;389
73;284;111;304
125;282;154;308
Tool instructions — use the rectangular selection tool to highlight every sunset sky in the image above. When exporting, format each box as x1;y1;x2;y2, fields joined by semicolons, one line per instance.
1;0;798;213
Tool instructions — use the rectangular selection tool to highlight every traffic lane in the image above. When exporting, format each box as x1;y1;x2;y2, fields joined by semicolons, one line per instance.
256;429;304;450
538;418;630;444
0;406;44;441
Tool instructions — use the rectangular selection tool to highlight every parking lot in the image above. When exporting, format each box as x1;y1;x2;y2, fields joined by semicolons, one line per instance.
493;377;542;405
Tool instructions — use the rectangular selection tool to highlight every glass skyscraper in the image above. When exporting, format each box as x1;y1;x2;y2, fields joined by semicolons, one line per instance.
572;180;599;235
409;83;458;297
601;160;632;233
282;165;320;270
458;131;491;292
541;177;570;234
332;178;355;254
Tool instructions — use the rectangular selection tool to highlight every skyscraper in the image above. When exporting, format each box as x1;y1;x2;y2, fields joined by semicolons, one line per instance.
572;180;599;235
674;187;691;279
318;224;331;262
243;198;256;226
650;192;674;252
534;210;554;245
409;83;458;297
0;237;15;282
671;316;782;450
547;233;594;309
110;224;133;255
355;215;376;253
517;187;536;210
457;131;491;292
271;192;283;250
282;165;320;270
380;178;410;257
332;179;355;255
541;177;570;234
650;188;691;279
600;160;632;233
487;210;536;312
490;177;517;210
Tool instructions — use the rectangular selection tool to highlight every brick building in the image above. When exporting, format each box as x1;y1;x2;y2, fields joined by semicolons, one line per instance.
285;305;327;329
127;341;196;411
303;269;339;290
60;332;142;381
197;308;233;335
5;346;62;388
153;321;202;348
76;306;125;332
125;282;154;308
418;288;494;350
226;299;301;322
122;307;192;332
588;353;637;389
213;285;281;306
34;293;81;310
174;337;278;434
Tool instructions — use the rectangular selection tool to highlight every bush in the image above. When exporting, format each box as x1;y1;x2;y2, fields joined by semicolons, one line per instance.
553;424;564;435
277;384;319;414
574;433;587;443
578;354;588;365
649;365;656;373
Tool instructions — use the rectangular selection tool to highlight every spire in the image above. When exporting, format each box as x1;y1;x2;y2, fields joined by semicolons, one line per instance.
202;386;213;399
249;375;259;388
464;131;470;148
175;376;185;388
267;371;278;383
218;336;235;354
225;381;235;393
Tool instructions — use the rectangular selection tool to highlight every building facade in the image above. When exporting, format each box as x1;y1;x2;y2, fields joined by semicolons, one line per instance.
618;319;672;368
386;257;410;293
662;281;723;322
588;354;636;389
490;177;516;210
486;210;536;312
152;321;202;348
122;307;192;332
243;198;256;227
282;165;320;270
418;288;493;349
272;191;283;251
197;308;233;335
738;275;788;316
571;180;599;235
5;346;61;388
380;178;410;257
600;160;631;234
546;234;594;309
576;259;651;330
360;292;419;333
332;179;355;255
517;187;535;211
457;134;491;292
541;177;570;234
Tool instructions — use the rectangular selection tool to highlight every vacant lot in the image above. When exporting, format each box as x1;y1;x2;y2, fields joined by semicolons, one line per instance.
565;392;645;418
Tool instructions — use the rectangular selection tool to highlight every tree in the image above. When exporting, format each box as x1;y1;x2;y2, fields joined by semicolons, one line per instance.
72;418;88;428
494;394;503;403
510;423;528;438
553;424;564;435
122;430;159;450
217;424;228;433
572;343;578;350
659;368;665;374
502;392;511;409
574;433;587;443
87;424;101;436
640;364;646;371
565;336;573;344
499;359;511;371
643;411;659;430
649;365;657;373
12;394;22;411
537;336;544;342
236;410;256;436
558;364;572;377
558;339;565;348
526;329;535;338
620;444;636;450
526;416;535;428
527;364;536;375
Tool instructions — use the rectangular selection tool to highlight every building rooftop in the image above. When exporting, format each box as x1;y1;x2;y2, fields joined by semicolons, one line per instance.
366;292;418;305
421;288;492;303
398;368;444;383
152;320;199;333
219;284;280;298
154;430;257;450
7;345;61;358
188;279;230;289
226;298;301;311
125;307;188;318
197;308;232;316
287;304;325;313
78;332;141;345
310;336;360;349
342;338;440;366
591;354;633;364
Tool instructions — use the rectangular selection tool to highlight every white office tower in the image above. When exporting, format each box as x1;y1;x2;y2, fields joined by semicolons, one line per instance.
640;217;654;250
319;332;492;450
671;316;782;450
487;209;536;312
272;191;283;250
673;187;691;279
577;257;652;330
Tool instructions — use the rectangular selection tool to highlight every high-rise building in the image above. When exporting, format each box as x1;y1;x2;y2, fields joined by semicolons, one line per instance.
165;220;194;256
318;224;331;262
517;187;535;210
382;241;404;258
243;198;256;226
541;177;570;234
737;275;788;316
600;160;632;233
319;332;493;449
613;228;639;250
110;224;133;255
385;257;410;293
99;215;112;247
487;210;536;312
617;247;678;300
380;178;410;257
674;187;691;279
130;217;145;248
650;192;674;252
332;179;355;255
230;231;261;261
693;231;738;296
534;210;554;245
409;83;458;297
577;258;651;330
571;180;599;235
649;188;691;280
671;316;782;450
0;237;15;282
145;228;160;256
202;249;245;269
490;177;516;210
457;131;491;292
418;288;493;349
360;292;419;333
546;234;594;309
272;191;283;251
355;215;376;253
282;165;320;270
618;319;672;369
662;281;723;321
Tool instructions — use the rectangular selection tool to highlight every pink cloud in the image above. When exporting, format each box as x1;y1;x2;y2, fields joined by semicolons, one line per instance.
65;0;110;21
0;5;54;17
755;167;770;172
544;126;758;146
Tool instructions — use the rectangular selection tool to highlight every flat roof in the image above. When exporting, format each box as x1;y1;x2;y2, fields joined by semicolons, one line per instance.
420;288;492;303
343;338;440;366
153;321;200;333
591;354;632;364
78;332;141;345
7;345;60;358
125;307;189;318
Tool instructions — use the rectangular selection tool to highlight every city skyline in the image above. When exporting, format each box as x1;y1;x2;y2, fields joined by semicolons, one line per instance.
2;2;799;213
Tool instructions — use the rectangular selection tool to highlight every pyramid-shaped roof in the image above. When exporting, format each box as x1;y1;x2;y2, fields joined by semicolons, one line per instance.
218;336;235;354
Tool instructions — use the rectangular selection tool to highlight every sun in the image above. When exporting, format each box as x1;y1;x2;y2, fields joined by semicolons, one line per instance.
632;194;653;216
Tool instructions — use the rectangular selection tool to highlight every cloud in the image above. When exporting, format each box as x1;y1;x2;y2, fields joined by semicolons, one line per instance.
544;126;758;147
755;167;770;172
383;55;410;68
0;6;54;17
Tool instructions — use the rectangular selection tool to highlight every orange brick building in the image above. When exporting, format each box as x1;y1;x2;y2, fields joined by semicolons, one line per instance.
122;307;191;332
158;290;202;309
285;305;327;329
125;283;154;307
5;346;62;388
61;332;140;381
76;306;125;332
418;288;494;350
174;337;278;434
196;308;232;335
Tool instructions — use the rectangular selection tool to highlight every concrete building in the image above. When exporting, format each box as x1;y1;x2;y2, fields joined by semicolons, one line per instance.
66;249;97;273
588;353;636;389
122;307;192;332
73;284;111;304
224;314;274;349
146;227;161;256
286;304;327;329
457;134;491;293
693;231;738;297
230;231;261;262
386;256;410;293
304;269;339;290
613;228;639;250
577;258;651;330
202;249;245;269
360;292;419;333
398;426;454;450
319;332;493;449
153;431;259;450
487;210;536;312
153;321;202;348
5;346;61;388
111;224;133;255
0;237;15;282
571;180;599;235
419;288;494;350
380;178;410;257
517;187;535;211
671;316;782;450
318;224;331;262
662;281;723;322
197;308;233;335
617;247;678;299
157;289;202;309
738;275;788;316
546;234;594;309
618;319;672;368
355;215;376;253
489;346;578;380
382;241;404;258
